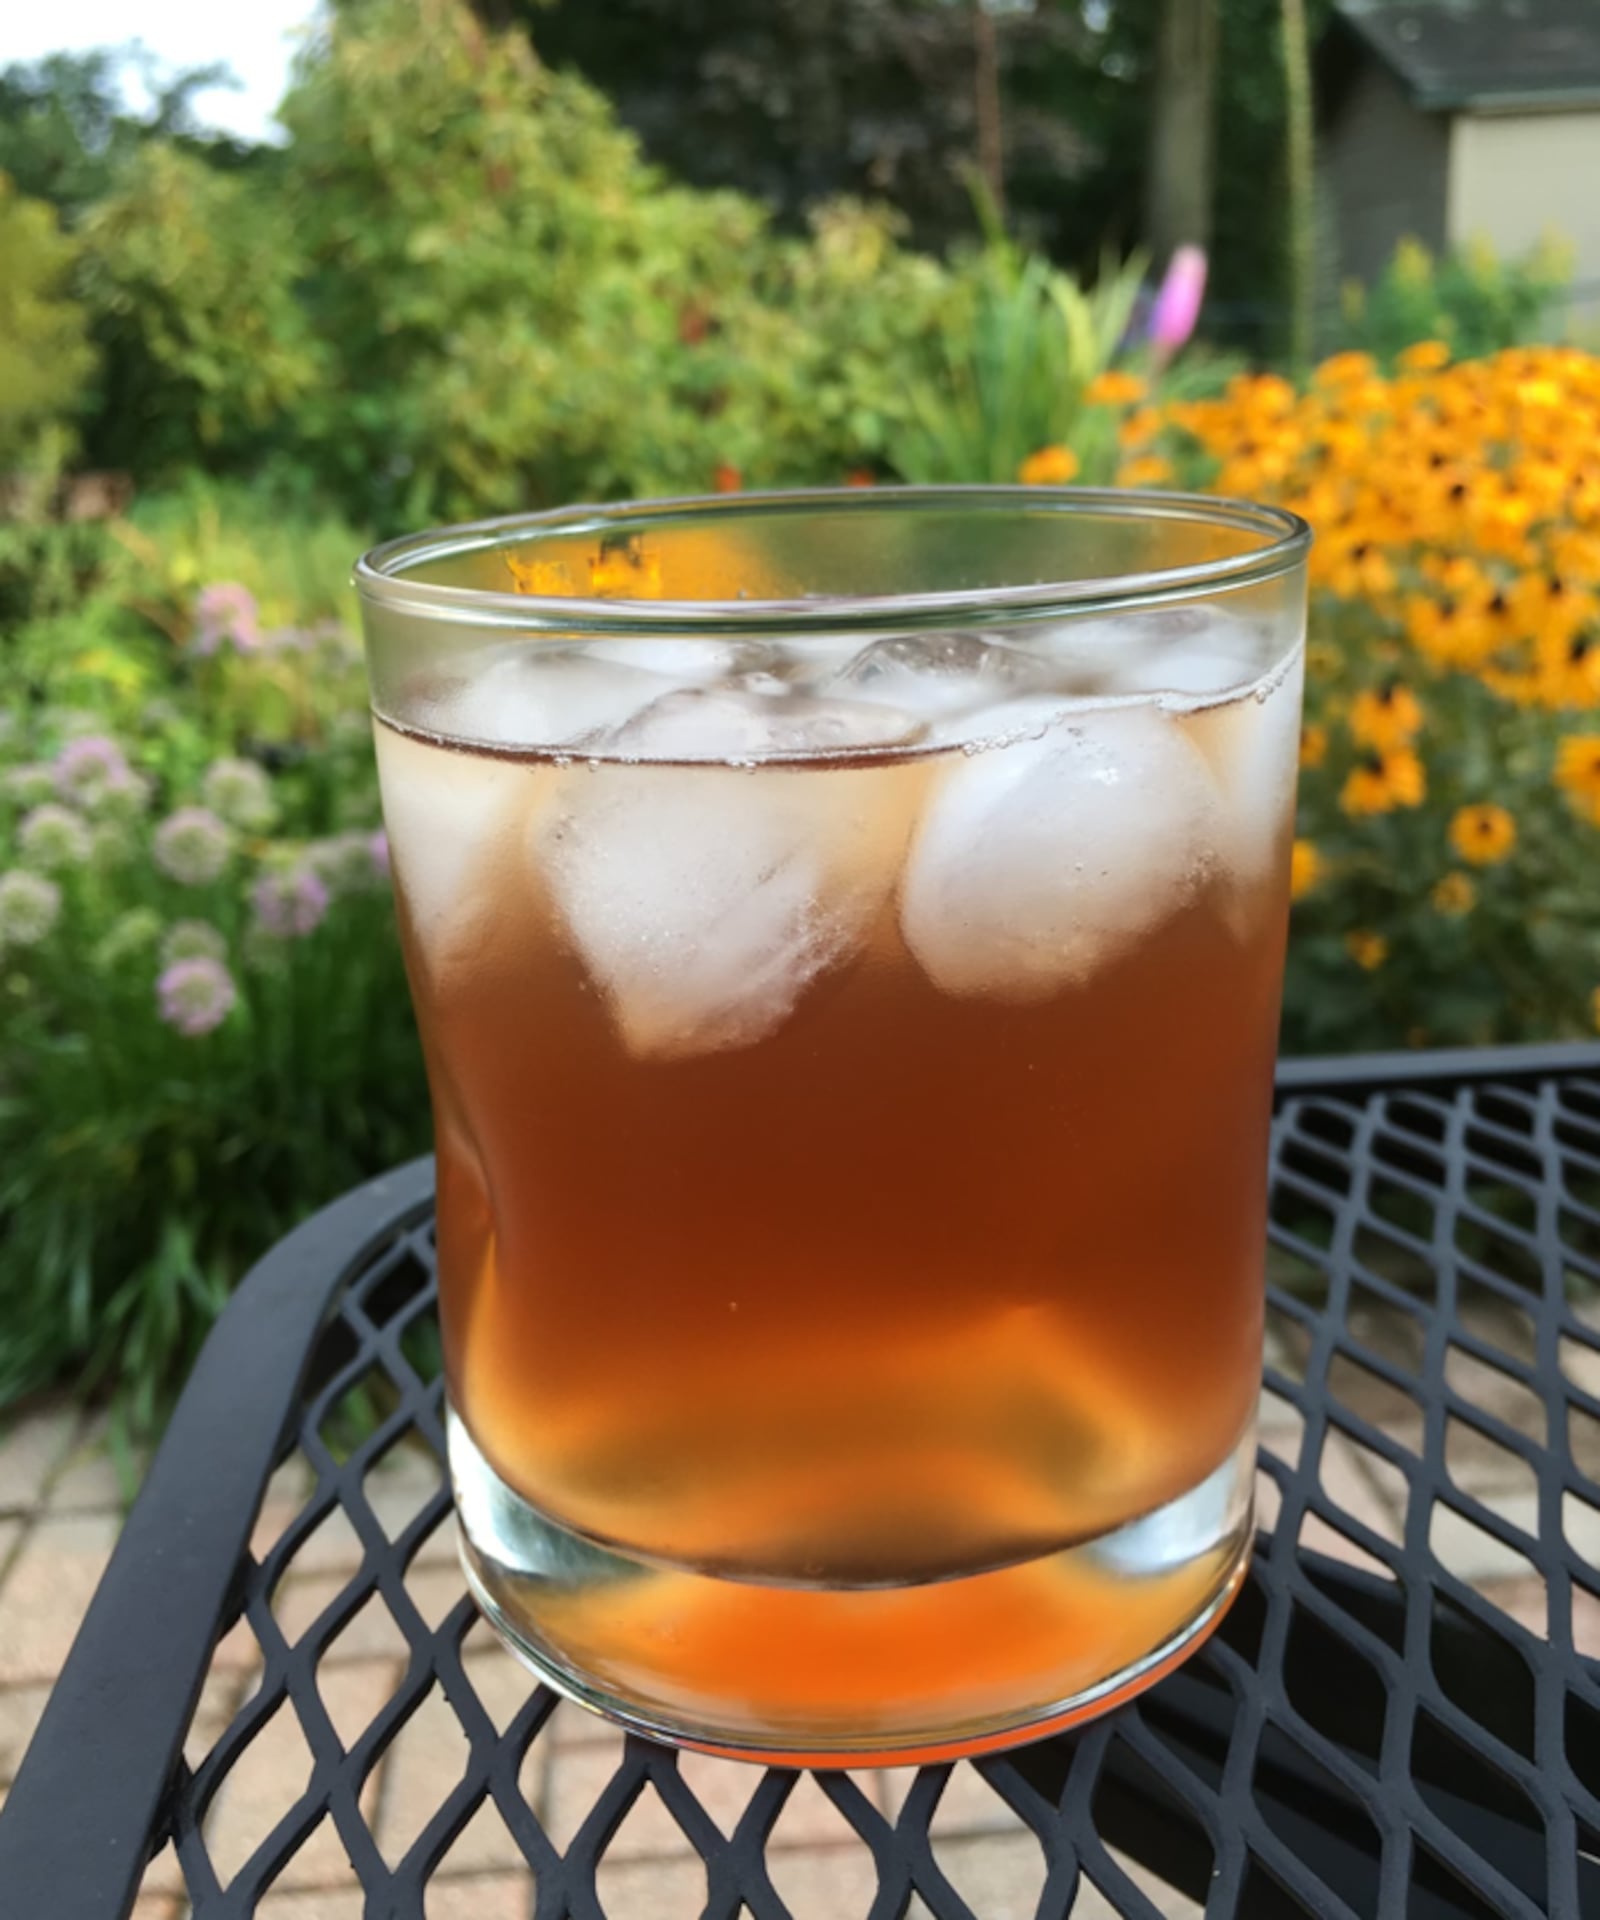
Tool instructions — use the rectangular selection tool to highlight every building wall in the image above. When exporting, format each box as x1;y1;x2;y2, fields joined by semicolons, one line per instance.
1448;109;1600;292
1321;59;1451;291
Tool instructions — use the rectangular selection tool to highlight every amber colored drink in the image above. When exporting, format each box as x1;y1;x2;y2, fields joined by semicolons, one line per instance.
359;488;1309;1762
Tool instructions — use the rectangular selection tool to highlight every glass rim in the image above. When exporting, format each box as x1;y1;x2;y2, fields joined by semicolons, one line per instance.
354;485;1312;635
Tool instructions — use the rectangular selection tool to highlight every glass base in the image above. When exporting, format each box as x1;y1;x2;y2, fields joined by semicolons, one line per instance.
449;1409;1254;1767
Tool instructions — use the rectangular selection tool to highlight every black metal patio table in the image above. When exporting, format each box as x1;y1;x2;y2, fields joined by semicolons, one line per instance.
4;1041;1600;1918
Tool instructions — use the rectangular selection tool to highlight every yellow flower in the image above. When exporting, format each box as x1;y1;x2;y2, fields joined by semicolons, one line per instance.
1290;839;1323;901
1349;682;1424;750
1346;930;1389;970
1340;747;1427;816
1315;351;1378;388
1533;632;1600;711
1116;455;1174;488
1398;339;1451;373
1117;406;1162;449
1018;445;1079;486
1448;804;1516;866
1431;872;1477;916
1299;723;1329;769
1085;371;1147;407
1555;734;1600;821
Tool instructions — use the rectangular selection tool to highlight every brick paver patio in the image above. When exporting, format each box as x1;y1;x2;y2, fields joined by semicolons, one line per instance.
2;1290;1595;1917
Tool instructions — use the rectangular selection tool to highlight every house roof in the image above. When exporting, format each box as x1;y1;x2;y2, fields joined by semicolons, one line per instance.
1330;0;1600;110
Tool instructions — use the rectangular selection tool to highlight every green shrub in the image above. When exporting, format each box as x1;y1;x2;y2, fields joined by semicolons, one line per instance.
0;174;96;466
0;521;427;1434
889;237;1148;486
1339;234;1573;367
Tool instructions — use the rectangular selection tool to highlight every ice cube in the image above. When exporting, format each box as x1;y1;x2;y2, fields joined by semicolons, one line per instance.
419;644;669;749
536;690;909;1057
830;631;1040;720
374;722;530;948
900;704;1221;999
600;683;924;761
1185;647;1304;916
581;637;759;683
1038;608;1266;703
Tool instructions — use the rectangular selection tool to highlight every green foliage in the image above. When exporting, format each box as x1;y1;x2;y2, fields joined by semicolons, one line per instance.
889;237;1147;484
76;146;323;476
270;0;955;523
0;176;97;465
1339;235;1573;367
0;490;427;1429
1287;644;1600;1056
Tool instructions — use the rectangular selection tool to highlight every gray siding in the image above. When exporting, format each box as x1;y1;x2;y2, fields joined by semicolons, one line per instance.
1320;59;1452;290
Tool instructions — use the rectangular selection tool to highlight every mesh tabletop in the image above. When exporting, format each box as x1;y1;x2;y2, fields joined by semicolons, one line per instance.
4;1044;1600;1919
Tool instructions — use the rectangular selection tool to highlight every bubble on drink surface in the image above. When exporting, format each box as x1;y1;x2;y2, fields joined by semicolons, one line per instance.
829;631;1043;721
537;688;916;1058
900;702;1222;1000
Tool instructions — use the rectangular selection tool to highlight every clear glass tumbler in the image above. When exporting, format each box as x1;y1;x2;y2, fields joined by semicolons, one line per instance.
356;487;1310;1764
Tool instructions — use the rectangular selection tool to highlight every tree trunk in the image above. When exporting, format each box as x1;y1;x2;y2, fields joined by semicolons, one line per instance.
1144;0;1219;262
1281;0;1316;373
972;0;1005;222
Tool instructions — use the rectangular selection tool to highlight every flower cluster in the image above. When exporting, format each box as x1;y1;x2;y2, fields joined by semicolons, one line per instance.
1;681;392;1052
1018;343;1600;1045
154;808;234;886
1167;345;1600;712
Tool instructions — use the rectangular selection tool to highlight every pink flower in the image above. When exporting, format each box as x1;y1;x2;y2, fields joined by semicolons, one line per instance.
368;830;390;880
193;583;260;656
1149;246;1208;362
253;867;330;938
157;956;237;1037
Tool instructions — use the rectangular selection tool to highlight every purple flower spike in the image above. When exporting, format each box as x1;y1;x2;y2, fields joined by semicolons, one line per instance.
1149;245;1208;362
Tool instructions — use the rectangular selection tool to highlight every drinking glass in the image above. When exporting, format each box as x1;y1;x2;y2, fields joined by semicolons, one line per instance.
356;487;1310;1764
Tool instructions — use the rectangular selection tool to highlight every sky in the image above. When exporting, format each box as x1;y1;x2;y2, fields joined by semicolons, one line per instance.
0;0;325;144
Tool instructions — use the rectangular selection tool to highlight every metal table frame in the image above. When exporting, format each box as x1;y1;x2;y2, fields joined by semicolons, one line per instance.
4;1041;1600;1917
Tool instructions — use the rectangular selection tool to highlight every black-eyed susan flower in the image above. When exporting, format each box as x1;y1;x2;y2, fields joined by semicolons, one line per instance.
1299;723;1328;770
1290;839;1323;901
1349;682;1424;750
1085;371;1147;407
1018;445;1079;485
1534;632;1600;710
1346;930;1389;970
1555;734;1600;822
1431;872;1477;916
1116;455;1174;488
1448;804;1516;866
1341;747;1426;817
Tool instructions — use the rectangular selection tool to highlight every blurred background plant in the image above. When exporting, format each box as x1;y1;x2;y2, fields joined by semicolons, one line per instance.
1337;235;1575;369
5;0;1600;1428
0;562;424;1441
